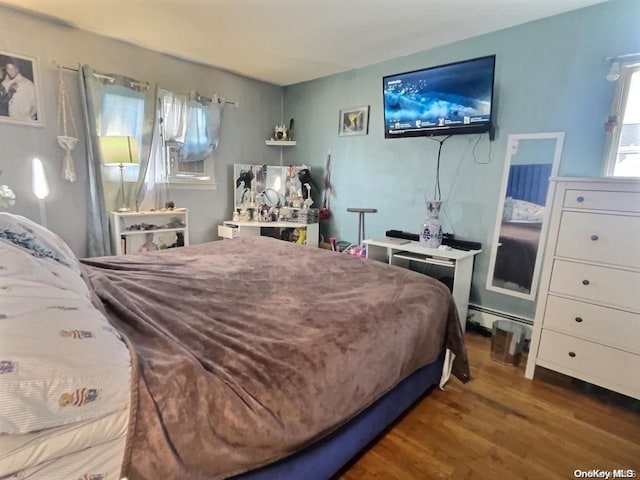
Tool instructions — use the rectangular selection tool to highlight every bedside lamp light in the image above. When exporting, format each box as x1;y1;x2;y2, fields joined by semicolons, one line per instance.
32;157;49;227
100;136;139;212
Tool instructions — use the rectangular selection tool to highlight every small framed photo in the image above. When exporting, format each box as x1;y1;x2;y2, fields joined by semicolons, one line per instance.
0;50;44;127
339;105;369;137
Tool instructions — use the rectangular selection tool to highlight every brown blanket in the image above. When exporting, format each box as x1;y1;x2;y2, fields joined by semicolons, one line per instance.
81;237;469;480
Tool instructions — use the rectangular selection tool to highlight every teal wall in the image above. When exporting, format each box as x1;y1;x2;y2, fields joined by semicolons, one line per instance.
283;0;640;318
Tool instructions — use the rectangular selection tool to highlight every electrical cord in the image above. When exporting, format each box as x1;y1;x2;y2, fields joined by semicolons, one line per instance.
472;132;493;165
427;135;451;201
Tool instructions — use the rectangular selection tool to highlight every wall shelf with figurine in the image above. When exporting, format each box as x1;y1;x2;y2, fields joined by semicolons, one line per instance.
110;209;189;255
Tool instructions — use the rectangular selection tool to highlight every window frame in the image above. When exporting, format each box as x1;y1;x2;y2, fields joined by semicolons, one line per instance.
603;62;640;177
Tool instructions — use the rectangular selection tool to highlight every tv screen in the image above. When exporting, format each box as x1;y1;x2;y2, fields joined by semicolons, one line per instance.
383;55;496;139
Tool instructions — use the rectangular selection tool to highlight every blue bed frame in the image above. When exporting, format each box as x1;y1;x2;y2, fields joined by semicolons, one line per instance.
231;352;445;480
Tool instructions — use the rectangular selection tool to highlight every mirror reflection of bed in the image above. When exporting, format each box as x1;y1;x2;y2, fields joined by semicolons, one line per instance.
487;133;565;299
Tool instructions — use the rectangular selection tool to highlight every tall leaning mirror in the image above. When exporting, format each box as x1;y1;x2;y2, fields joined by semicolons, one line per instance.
486;132;565;300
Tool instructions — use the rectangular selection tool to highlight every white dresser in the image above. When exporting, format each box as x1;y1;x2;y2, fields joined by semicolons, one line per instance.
525;178;640;399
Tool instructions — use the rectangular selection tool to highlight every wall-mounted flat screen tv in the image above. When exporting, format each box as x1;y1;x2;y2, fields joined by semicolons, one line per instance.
383;55;496;139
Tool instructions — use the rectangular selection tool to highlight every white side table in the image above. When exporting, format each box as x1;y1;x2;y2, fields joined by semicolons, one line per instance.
364;238;481;330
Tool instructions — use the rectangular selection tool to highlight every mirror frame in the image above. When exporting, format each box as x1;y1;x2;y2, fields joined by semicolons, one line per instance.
486;132;565;300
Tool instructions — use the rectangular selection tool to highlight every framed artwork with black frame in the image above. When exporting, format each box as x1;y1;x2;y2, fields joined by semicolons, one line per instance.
339;105;369;137
0;50;44;127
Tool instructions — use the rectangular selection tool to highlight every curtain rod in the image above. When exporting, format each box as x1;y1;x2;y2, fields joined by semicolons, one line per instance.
604;52;640;62
52;61;126;86
194;92;239;108
53;60;239;107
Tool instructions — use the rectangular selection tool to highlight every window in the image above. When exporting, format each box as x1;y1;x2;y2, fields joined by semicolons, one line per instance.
100;87;144;182
605;63;640;177
159;90;220;187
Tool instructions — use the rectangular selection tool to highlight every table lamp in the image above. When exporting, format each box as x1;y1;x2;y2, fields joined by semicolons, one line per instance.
100;136;139;212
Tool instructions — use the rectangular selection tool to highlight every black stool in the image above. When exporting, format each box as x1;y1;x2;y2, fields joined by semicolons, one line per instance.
347;208;377;245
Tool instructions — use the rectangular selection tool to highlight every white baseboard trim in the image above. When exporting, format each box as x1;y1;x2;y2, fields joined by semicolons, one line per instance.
467;304;533;340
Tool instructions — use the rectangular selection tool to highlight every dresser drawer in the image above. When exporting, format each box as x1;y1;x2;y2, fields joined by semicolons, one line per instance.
549;260;640;312
563;189;640;212
544;295;640;353
556;211;640;268
537;330;640;398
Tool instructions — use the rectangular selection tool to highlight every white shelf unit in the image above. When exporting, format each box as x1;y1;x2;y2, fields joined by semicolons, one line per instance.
110;210;189;255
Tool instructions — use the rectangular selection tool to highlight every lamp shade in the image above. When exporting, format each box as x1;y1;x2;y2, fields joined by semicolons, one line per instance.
100;136;139;166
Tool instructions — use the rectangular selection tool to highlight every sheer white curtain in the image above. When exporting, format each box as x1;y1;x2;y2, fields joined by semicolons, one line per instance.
157;90;223;182
183;94;223;162
161;90;189;143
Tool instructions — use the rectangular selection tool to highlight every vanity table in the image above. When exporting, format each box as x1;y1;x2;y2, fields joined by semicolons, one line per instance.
219;220;319;247
364;238;481;330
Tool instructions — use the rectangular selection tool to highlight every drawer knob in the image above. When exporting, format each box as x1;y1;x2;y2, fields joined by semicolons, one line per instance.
576;196;585;203
575;317;583;323
590;234;599;241
568;351;576;358
582;279;590;286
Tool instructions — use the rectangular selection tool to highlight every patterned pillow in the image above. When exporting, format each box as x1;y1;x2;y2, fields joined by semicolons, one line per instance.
0;213;79;272
511;199;545;222
502;197;515;222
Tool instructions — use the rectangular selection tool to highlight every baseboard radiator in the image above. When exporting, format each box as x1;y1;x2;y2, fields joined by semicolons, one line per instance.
467;304;533;339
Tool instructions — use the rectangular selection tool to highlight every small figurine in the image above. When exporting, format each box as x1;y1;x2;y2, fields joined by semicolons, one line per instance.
303;184;313;209
272;124;288;141
139;233;158;253
288;118;295;141
239;209;250;222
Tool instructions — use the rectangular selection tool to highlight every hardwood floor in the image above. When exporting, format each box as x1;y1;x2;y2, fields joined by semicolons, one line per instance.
337;332;640;480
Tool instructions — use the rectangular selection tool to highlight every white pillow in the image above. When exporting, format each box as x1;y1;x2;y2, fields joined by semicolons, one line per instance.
0;276;131;434
0;213;79;273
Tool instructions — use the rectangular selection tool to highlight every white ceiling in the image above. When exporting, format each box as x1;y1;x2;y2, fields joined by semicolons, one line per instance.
2;0;608;86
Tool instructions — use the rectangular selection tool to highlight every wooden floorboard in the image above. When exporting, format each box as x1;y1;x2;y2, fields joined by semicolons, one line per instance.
337;331;640;479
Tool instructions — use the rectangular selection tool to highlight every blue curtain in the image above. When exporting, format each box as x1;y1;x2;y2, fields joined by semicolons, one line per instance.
78;65;111;257
78;65;158;257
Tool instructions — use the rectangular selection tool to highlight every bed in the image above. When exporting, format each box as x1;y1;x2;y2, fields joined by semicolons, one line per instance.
0;213;469;480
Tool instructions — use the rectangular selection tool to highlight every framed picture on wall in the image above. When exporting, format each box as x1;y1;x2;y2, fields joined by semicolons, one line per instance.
0;50;44;127
339;105;369;137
